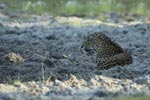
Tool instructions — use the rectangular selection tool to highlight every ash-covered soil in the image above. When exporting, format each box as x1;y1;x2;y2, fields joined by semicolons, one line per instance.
0;11;150;100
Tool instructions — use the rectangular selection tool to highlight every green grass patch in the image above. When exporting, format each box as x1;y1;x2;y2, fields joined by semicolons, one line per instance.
2;0;150;16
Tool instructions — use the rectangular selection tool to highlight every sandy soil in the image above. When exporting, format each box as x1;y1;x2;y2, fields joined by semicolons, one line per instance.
0;11;150;99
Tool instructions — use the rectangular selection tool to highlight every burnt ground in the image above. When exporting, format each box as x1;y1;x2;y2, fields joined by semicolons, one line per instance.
0;11;150;99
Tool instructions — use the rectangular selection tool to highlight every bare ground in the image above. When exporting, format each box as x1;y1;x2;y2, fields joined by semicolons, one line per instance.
0;11;150;100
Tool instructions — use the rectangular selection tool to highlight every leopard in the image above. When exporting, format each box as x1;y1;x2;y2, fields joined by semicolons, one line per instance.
82;32;132;70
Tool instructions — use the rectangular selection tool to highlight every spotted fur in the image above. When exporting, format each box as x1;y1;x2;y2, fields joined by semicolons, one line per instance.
82;32;132;70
